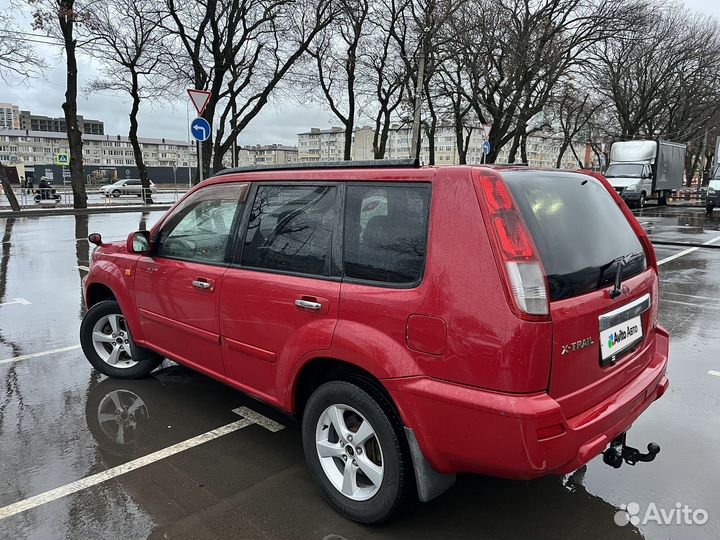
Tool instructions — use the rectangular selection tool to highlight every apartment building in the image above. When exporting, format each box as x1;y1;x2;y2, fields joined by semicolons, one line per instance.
297;124;580;168
297;126;374;162
19;111;105;135
0;103;21;129
0;129;196;168
246;144;298;165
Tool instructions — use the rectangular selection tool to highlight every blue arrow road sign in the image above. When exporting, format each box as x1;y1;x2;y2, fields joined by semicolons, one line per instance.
191;117;211;142
483;141;491;155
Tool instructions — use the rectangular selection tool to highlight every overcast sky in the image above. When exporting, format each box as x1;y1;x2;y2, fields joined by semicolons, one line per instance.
1;0;719;146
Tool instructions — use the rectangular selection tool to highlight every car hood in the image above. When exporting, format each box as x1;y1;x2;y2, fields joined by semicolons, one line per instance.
100;184;118;190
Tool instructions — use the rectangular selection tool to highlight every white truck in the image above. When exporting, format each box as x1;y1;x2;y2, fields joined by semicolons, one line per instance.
604;140;686;208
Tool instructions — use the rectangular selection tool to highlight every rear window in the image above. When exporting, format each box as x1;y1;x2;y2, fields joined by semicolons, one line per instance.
503;171;646;301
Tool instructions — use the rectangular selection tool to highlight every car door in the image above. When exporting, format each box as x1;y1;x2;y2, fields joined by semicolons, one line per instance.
220;183;342;404
134;182;249;378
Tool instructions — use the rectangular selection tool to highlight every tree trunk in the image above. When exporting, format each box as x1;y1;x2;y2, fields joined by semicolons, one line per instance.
507;132;521;164
59;0;87;209
0;163;21;212
343;123;353;160
128;75;153;204
344;63;355;160
556;140;570;168
520;132;528;164
373;111;392;159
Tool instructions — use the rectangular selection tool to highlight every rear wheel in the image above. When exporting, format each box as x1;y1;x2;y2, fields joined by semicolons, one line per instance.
80;300;162;379
302;381;407;524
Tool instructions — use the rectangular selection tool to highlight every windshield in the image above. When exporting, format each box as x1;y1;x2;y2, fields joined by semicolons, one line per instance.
504;171;646;301
604;164;644;178
709;180;720;190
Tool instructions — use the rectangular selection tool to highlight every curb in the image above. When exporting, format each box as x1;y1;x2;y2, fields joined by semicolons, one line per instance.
0;204;172;219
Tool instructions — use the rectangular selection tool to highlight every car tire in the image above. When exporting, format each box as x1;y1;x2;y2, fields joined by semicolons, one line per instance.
80;300;162;379
639;192;646;208
111;189;121;197
302;380;408;524
707;205;714;214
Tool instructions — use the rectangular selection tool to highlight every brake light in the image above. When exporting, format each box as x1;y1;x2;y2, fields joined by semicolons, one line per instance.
473;171;549;320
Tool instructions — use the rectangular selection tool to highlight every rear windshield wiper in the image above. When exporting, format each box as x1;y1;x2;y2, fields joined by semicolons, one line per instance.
604;251;643;299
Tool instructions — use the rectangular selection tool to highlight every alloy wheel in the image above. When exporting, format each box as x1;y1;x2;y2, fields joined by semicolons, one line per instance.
315;404;384;501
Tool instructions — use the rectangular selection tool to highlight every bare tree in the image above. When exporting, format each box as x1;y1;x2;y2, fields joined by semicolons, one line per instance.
591;4;720;182
27;0;94;208
452;0;642;164
0;11;46;211
363;0;409;159
552;84;601;168
160;0;335;178
87;0;166;203
309;0;370;160
0;12;46;83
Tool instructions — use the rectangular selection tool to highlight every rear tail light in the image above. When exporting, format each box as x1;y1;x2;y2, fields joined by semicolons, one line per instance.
473;171;550;320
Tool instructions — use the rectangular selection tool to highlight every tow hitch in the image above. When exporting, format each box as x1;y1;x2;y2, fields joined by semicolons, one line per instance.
602;433;660;468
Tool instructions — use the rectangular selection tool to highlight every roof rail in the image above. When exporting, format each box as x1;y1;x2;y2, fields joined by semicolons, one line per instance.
212;158;420;177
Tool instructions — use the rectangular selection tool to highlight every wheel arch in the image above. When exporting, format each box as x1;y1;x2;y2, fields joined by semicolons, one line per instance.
290;357;405;425
84;267;144;342
86;282;116;308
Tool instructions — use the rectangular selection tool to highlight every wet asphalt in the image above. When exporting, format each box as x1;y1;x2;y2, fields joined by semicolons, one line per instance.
0;204;718;540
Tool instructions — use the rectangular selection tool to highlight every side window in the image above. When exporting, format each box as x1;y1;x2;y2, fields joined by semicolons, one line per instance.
240;185;338;276
344;184;430;284
156;183;248;264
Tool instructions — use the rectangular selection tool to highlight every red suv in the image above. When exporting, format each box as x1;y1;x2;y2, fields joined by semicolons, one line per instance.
80;161;669;523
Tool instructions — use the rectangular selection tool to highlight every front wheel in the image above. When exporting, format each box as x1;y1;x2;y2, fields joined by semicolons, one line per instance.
302;381;408;524
80;300;162;379
639;192;646;208
112;189;121;197
708;205;715;214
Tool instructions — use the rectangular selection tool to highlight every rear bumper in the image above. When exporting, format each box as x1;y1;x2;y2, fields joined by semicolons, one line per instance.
385;326;669;479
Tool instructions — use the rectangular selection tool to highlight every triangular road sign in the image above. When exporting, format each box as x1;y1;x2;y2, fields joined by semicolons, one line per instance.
187;89;212;116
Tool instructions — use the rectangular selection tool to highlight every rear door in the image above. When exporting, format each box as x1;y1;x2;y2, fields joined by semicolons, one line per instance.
220;183;341;404
504;171;657;419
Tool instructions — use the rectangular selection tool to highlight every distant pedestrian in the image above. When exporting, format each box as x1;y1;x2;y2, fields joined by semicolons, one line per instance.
26;178;34;195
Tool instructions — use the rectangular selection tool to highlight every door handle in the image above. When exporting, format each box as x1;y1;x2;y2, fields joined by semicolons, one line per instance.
295;299;322;311
192;279;213;290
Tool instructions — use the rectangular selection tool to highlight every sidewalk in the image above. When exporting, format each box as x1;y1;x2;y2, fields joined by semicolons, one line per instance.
0;203;173;218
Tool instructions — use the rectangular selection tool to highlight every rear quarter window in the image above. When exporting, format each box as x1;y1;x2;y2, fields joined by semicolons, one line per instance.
343;184;430;285
503;171;646;300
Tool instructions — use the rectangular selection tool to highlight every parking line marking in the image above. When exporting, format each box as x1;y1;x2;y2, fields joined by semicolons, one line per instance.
709;371;720;377
0;408;283;520
0;297;31;307
0;345;81;365
657;234;720;265
233;406;284;432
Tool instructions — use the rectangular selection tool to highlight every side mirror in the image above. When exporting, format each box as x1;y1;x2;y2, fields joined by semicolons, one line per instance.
127;230;151;254
88;233;103;246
